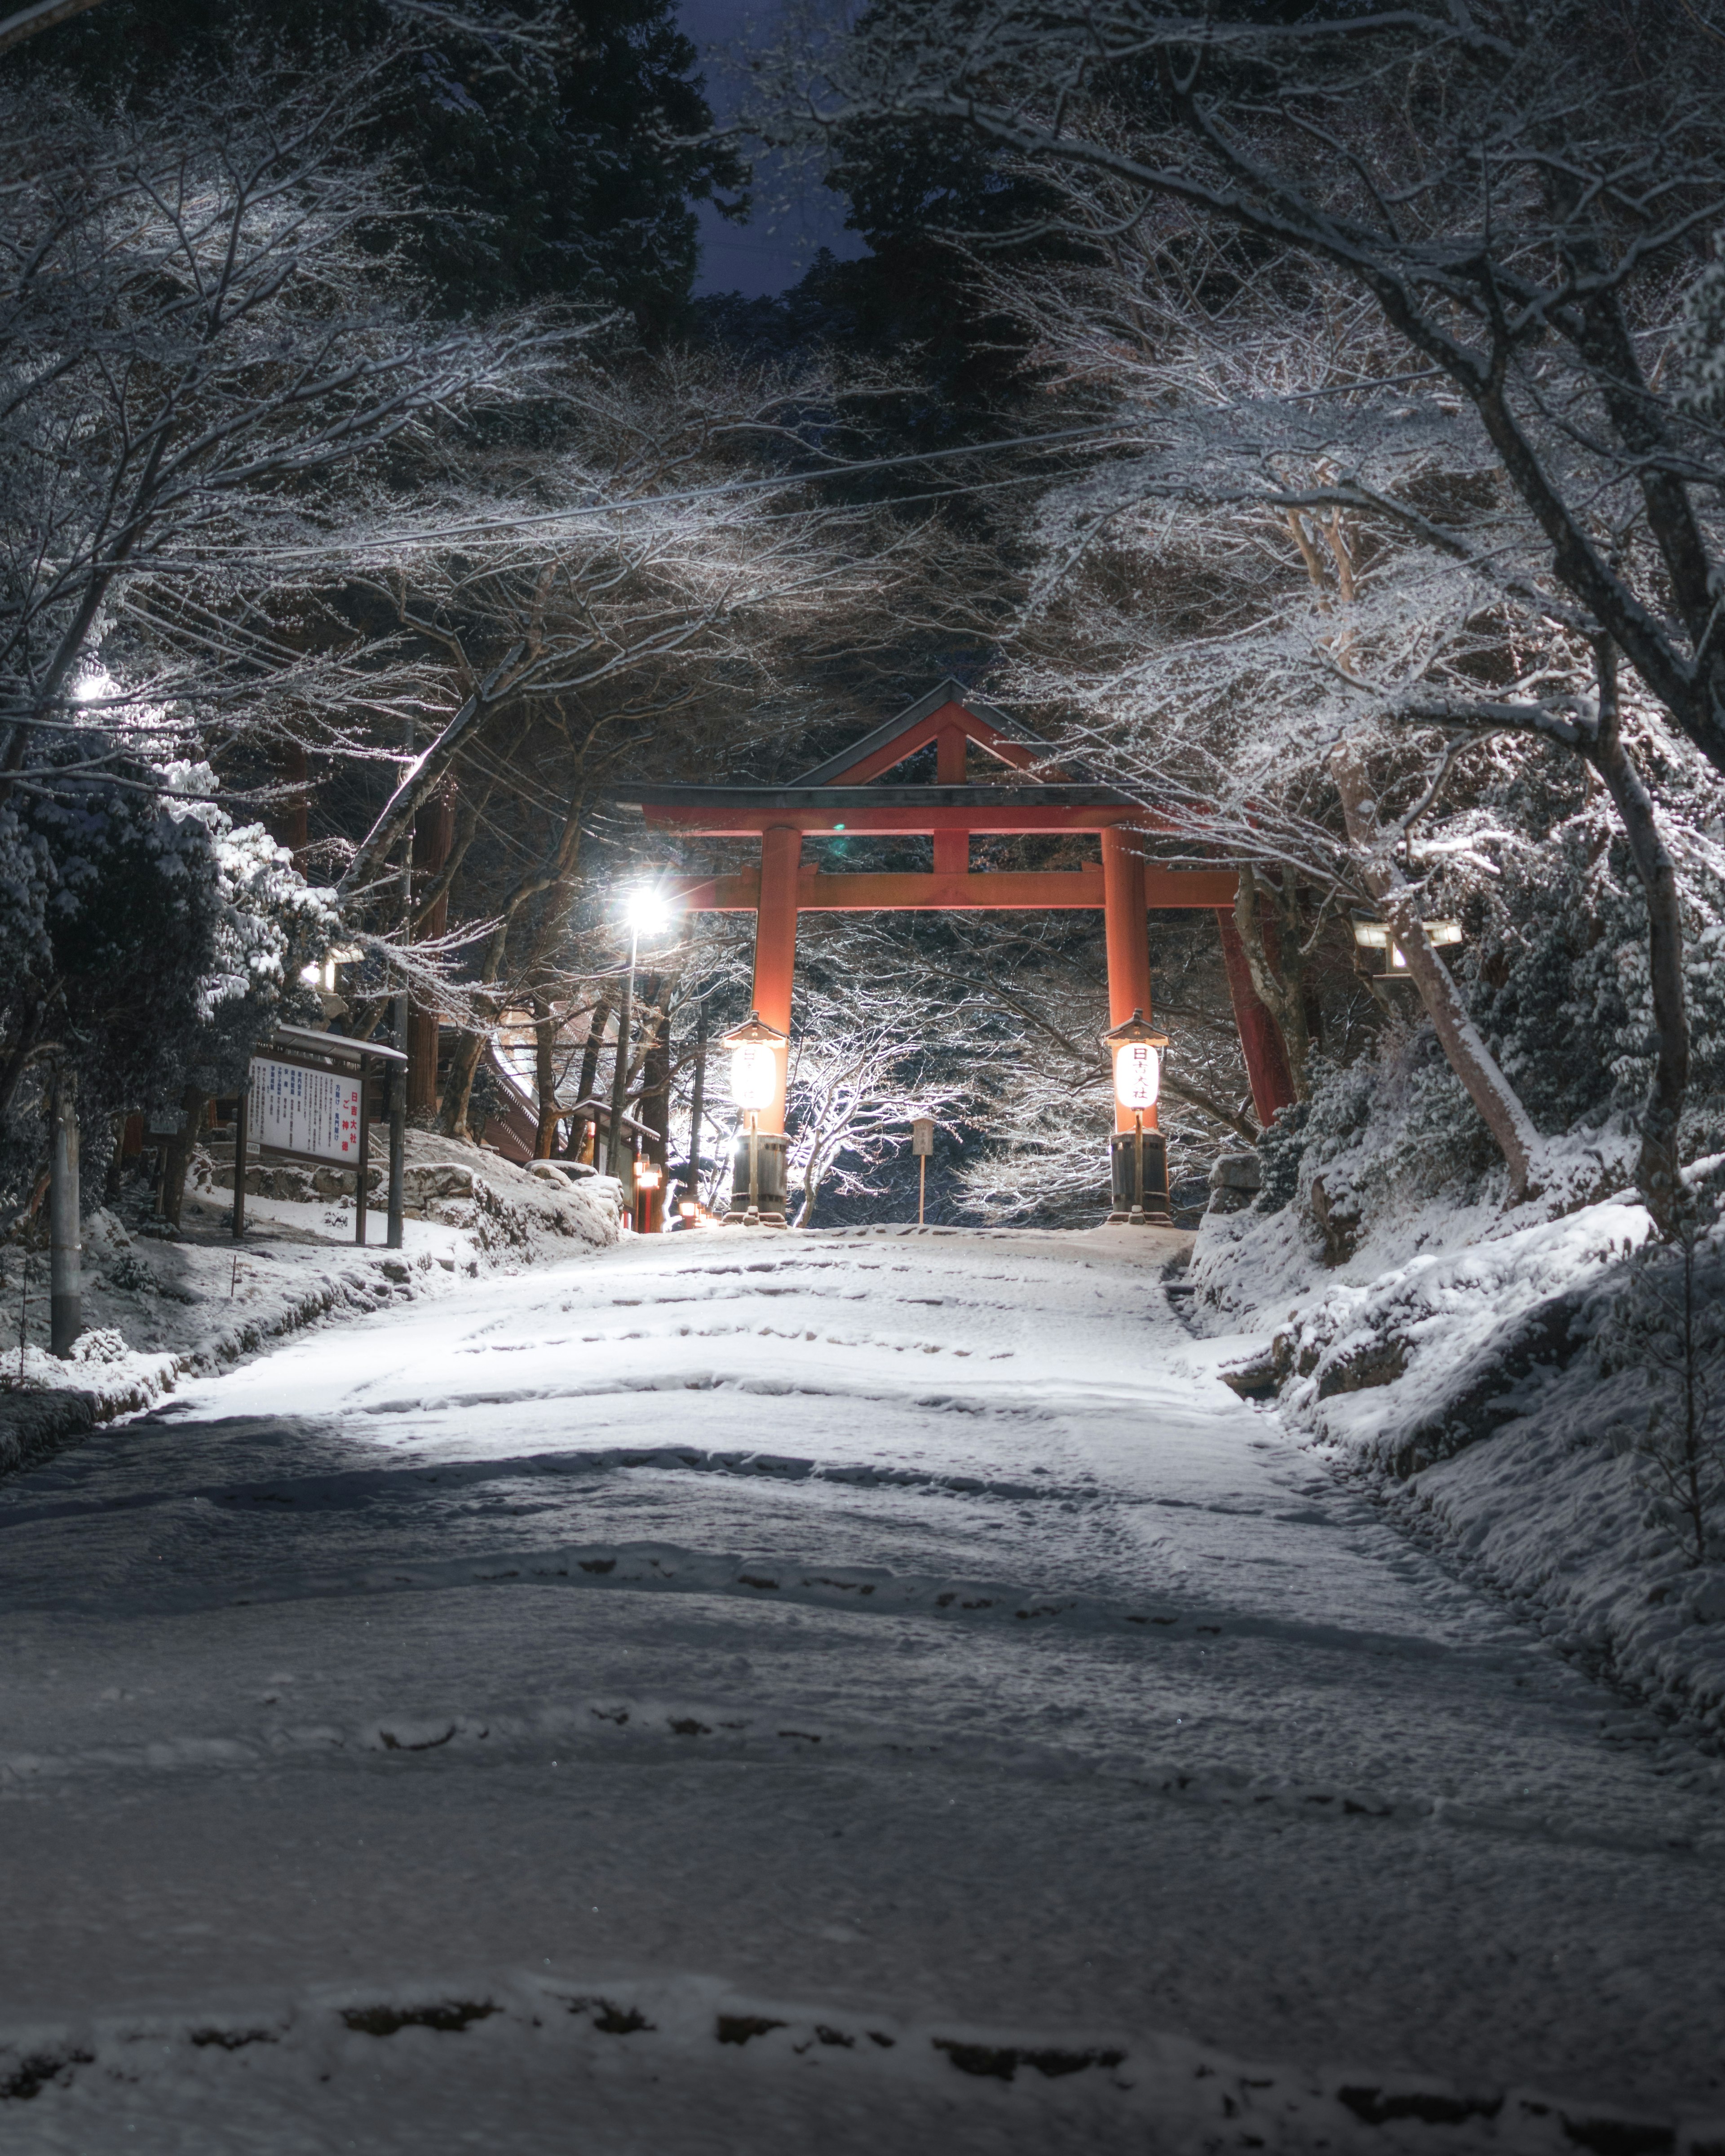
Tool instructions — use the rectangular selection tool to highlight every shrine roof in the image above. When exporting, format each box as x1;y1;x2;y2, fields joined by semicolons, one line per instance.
791;679;1081;786
614;783;1129;813
614;682;1111;815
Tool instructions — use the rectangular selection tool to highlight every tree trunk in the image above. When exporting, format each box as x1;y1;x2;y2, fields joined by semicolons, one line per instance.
437;789;585;1142
533;999;560;1158
565;999;610;1159
161;1085;209;1229
1232;864;1312;1098
1331;739;1543;1202
1585;641;1690;1231
686;1001;708;1200
267;740;310;859
439;1030;487;1144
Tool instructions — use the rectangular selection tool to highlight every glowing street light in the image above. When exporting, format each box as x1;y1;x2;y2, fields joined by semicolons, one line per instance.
624;886;673;939
604;884;676;1186
1100;1009;1172;1227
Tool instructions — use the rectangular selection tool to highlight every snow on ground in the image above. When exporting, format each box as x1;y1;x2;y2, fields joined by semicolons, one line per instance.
1189;1185;1725;1745
0;1133;622;1474
2;1225;1724;2152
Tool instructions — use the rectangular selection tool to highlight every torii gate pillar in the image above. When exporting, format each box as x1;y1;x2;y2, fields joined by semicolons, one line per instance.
1101;826;1155;1134
750;824;801;1132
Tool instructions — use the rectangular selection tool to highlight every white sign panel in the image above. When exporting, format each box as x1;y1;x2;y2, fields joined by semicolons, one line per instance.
248;1057;363;1164
911;1118;935;1156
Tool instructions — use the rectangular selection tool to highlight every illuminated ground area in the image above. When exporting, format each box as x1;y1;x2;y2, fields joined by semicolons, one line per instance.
1;1228;1721;2152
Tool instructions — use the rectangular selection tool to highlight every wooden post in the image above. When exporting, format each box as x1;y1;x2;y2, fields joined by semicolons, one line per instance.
912;1116;934;1225
751;826;801;1134
354;1069;371;1248
386;1033;407;1251
389;780;411;1249
1101;826;1154;1133
933;725;968;875
1215;908;1297;1130
231;1068;249;1243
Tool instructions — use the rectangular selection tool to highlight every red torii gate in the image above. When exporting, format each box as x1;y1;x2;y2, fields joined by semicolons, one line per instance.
615;681;1295;1145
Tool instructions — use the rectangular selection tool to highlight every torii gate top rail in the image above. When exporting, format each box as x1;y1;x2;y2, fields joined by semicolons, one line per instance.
614;681;1295;1137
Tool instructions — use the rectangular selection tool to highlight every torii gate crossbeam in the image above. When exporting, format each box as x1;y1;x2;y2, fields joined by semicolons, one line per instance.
614;685;1296;1142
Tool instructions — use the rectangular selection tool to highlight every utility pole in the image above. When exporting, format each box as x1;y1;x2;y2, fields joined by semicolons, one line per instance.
49;1069;80;1357
387;722;412;1250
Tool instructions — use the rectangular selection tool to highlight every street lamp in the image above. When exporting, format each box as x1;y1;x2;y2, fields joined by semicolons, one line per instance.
1350;910;1462;977
721;1010;789;1227
604;886;674;1185
1101;1009;1172;1227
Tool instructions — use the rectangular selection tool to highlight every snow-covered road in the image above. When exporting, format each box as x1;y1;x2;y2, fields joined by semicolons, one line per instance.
3;1227;1722;2152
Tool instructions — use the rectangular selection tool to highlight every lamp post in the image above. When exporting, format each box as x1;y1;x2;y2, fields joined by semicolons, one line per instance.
1350;910;1462;976
720;1010;789;1227
605;887;672;1207
1101;1009;1172;1227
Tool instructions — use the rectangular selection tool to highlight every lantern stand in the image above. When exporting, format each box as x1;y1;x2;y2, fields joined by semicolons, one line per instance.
719;1011;790;1228
1101;1009;1172;1227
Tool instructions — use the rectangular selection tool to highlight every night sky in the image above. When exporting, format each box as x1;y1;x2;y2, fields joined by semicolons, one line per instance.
678;0;866;297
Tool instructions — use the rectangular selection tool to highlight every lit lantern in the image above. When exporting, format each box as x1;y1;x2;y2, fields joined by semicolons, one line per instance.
634;1161;662;1191
719;1011;791;1227
1097;1010;1172;1228
1101;1009;1168;1114
721;1010;787;1116
1351;912;1462;977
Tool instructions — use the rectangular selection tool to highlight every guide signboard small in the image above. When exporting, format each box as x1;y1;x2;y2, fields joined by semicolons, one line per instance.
247;1057;363;1165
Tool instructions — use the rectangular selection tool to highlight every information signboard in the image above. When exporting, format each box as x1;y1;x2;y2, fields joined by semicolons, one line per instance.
248;1056;363;1165
911;1118;935;1157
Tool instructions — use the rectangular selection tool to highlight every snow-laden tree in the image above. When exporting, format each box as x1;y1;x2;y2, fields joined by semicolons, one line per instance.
871;130;1720;1217
763;0;1725;773
742;0;1725;1221
319;348;988;1140
0;52;582;1206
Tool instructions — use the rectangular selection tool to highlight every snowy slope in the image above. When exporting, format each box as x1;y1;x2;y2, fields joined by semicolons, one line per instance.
1;1227;1722;2152
1189;1188;1725;1744
0;1133;622;1475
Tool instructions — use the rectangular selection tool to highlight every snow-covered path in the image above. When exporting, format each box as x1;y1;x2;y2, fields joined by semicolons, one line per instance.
3;1228;1721;2152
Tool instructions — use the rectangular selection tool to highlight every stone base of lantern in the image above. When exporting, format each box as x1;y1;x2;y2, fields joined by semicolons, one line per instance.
725;1130;790;1228
1106;1127;1173;1226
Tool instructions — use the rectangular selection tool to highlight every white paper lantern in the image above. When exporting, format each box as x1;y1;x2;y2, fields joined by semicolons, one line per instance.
728;1041;778;1112
1113;1039;1162;1110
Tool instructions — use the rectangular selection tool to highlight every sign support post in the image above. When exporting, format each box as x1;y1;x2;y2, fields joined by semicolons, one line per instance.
354;1084;371;1247
230;1076;248;1242
387;1000;407;1250
239;1026;407;1248
911;1117;934;1226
